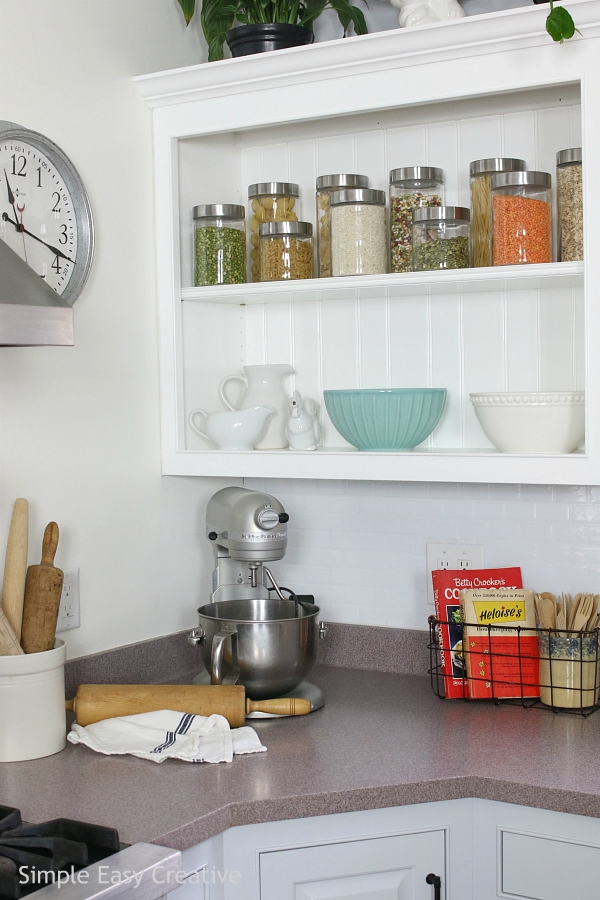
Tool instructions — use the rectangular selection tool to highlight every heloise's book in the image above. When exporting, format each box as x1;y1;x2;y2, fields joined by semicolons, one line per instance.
459;588;539;699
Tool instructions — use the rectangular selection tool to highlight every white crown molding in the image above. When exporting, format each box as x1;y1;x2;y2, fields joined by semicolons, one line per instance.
135;0;600;107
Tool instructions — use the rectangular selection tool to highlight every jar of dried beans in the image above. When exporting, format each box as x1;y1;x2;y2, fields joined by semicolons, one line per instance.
248;182;300;282
557;148;583;262
412;206;470;271
491;171;552;266
259;221;313;281
469;158;526;268
330;189;387;277
389;167;444;273
193;204;246;286
316;174;369;278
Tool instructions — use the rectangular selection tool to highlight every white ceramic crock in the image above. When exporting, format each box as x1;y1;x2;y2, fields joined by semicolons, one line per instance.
0;640;67;762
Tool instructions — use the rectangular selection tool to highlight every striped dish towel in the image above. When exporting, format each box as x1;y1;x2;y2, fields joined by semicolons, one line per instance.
68;710;266;763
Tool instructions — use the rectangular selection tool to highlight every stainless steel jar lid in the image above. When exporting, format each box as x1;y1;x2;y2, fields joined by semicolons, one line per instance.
413;206;470;222
389;167;444;186
316;174;369;190
557;147;582;167
490;171;552;190
248;182;300;198
259;221;313;236
329;188;386;206
469;158;526;177
193;204;245;219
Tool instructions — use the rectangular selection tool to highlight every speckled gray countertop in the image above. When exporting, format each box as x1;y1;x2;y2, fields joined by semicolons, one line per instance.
2;664;600;851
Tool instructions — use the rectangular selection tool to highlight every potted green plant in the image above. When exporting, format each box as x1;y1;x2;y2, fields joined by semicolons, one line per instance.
177;0;367;61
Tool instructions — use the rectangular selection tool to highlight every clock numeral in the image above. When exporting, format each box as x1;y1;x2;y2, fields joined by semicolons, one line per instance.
37;167;42;188
52;191;61;213
51;255;61;275
11;154;26;177
58;224;68;245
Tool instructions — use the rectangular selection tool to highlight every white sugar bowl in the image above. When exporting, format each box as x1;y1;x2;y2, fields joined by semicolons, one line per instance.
189;405;274;450
469;392;585;453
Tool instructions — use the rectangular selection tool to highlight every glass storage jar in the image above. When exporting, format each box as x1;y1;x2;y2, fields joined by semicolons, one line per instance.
491;171;552;265
389;167;444;273
412;206;470;271
248;182;300;282
556;148;583;262
316;174;369;278
469;158;526;268
193;204;246;286
330;188;387;277
259;221;313;281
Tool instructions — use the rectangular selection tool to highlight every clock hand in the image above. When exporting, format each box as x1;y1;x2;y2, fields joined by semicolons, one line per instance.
1;212;74;263
3;170;22;232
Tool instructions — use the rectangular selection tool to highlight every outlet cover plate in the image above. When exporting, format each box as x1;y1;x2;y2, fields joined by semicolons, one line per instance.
56;568;80;632
426;543;484;605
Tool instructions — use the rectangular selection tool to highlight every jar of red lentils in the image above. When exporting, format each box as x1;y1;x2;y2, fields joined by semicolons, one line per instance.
491;171;552;265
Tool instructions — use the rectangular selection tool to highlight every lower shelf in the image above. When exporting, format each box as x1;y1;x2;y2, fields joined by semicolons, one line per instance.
164;447;587;482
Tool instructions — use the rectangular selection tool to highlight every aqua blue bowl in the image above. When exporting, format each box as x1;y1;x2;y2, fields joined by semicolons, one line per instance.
323;389;447;451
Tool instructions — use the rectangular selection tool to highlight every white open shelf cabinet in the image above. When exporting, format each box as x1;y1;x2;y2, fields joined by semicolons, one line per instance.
136;0;600;483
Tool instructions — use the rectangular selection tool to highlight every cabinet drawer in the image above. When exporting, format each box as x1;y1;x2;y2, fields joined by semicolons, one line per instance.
502;829;600;899
259;828;445;900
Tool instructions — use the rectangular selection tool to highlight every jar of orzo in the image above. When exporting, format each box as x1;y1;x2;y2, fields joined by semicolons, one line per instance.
389;167;444;273
491;171;552;265
259;221;313;281
248;182;300;282
556;148;583;262
412;206;470;271
469;158;526;268
330;188;387;277
316;174;369;278
193;204;246;286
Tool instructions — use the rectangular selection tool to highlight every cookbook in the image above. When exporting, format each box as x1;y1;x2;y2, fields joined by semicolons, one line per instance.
459;588;539;699
432;567;523;699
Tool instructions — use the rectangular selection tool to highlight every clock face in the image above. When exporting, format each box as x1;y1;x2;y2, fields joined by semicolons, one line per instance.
0;121;93;306
0;141;78;296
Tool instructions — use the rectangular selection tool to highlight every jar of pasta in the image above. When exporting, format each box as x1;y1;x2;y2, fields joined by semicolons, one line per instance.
469;158;526;268
412;206;470;271
316;174;369;278
389;167;444;273
330;189;387;277
556;148;583;262
248;182;300;282
259;221;313;281
491;172;552;265
193;204;246;286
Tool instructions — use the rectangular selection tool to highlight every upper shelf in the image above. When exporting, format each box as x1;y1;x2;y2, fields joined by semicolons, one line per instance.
182;262;583;305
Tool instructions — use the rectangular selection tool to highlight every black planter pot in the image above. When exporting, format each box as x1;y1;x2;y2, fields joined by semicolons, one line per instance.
226;23;314;58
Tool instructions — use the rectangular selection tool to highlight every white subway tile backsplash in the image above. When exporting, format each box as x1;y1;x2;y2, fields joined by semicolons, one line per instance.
244;478;600;632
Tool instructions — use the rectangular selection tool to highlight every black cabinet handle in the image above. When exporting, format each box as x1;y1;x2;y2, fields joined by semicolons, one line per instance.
426;872;441;900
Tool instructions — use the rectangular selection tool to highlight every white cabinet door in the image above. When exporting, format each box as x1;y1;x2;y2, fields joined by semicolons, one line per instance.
259;829;445;900
501;830;600;900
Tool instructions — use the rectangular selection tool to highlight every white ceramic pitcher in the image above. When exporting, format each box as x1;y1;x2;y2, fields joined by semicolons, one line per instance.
219;364;294;449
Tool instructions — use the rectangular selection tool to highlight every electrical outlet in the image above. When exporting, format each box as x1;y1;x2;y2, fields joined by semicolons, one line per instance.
56;569;80;632
426;543;484;605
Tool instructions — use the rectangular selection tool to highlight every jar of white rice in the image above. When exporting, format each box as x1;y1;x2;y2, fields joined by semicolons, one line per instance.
330;188;387;277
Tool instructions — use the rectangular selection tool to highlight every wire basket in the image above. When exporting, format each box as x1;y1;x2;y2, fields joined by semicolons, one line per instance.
428;614;600;717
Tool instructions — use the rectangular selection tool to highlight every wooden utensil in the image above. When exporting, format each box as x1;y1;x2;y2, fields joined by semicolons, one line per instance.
0;606;24;655
1;499;28;642
586;594;600;631
569;593;583;630
20;523;64;654
65;684;312;728
537;594;556;630
572;594;594;632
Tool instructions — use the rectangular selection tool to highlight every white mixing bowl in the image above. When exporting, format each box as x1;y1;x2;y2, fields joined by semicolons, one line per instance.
469;392;585;453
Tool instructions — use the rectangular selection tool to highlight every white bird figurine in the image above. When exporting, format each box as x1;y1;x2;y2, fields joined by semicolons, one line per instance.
389;0;465;28
286;390;321;451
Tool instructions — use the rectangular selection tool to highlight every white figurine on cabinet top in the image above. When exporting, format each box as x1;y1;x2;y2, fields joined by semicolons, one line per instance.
390;0;465;28
286;391;321;451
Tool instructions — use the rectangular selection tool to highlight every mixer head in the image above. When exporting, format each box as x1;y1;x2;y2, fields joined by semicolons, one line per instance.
206;486;289;563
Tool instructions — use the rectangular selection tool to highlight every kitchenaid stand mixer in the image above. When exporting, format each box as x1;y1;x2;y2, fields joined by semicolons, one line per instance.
189;487;326;713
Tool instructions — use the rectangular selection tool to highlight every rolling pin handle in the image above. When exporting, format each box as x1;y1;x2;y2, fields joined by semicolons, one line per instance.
65;698;74;712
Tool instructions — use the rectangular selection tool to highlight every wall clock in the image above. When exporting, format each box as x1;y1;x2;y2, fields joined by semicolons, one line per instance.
0;120;94;306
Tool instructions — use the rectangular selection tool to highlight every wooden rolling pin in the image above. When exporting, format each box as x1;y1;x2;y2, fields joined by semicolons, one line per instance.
21;522;64;654
1;499;28;641
65;684;312;728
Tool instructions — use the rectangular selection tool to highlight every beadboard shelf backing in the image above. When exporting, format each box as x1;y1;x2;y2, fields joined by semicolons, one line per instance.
136;2;600;482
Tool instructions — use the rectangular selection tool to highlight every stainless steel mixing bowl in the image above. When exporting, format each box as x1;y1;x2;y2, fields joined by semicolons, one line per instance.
194;597;320;700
